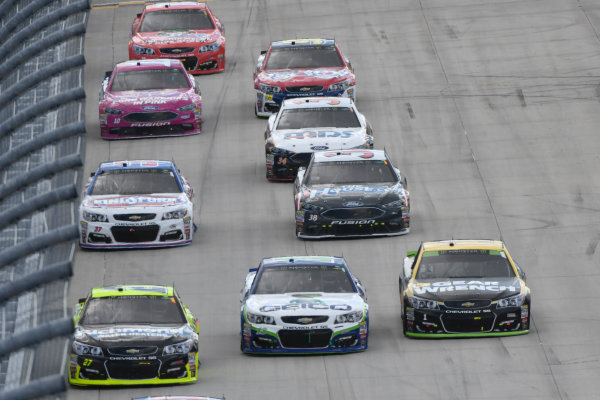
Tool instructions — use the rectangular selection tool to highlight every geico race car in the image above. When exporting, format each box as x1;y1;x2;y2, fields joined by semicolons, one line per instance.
240;256;368;354
294;149;410;238
254;39;355;117
399;240;531;338
129;1;225;74
79;160;194;249
99;59;202;139
265;97;373;181
69;285;200;386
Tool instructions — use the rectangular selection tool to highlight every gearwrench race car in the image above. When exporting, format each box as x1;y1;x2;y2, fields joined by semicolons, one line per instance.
240;256;369;354
99;59;202;139
254;39;355;117
79;160;194;249
294;149;410;238
129;1;225;74
69;285;200;386
265;97;373;181
399;240;531;337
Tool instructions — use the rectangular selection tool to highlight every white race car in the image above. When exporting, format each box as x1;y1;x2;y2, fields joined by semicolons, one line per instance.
240;256;369;354
264;96;373;181
79;160;194;249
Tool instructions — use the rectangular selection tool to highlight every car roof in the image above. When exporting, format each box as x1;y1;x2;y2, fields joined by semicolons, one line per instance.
261;256;346;268
421;239;506;252
114;59;184;71
146;2;207;11
271;38;335;48
312;149;387;163
281;97;355;110
98;160;175;172
91;285;174;298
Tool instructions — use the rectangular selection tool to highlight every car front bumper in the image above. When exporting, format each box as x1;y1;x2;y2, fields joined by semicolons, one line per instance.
255;86;355;117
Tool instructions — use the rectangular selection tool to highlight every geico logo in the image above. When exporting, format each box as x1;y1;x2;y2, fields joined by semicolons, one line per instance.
331;220;375;225
259;304;352;312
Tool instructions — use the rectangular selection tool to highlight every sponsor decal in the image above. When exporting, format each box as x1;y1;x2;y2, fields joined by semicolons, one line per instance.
343;201;363;207
91;196;183;207
300;69;350;80
413;281;518;295
310;185;389;197
263;71;298;82
324;150;373;159
445;309;492;314
259;298;352;312
311;146;329;150
141;105;159;111
84;326;187;339
284;131;353;140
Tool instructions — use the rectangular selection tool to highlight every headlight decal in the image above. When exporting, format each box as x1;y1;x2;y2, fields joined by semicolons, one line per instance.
258;83;283;94
407;296;440;310
72;341;103;356
162;209;187;220
163;338;194;355
132;44;156;55
82;211;108;222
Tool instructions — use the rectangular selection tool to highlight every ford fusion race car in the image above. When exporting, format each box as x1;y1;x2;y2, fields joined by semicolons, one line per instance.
399;240;531;338
79;160;194;249
129;2;225;74
99;59;202;139
265;97;373;181
294;149;410;238
69;285;200;386
240;256;369;354
254;39;355;117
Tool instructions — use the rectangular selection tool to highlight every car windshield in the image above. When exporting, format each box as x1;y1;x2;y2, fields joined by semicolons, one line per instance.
139;9;214;32
110;68;190;91
80;296;186;325
415;250;516;279
254;265;356;294
90;169;181;195
277;107;360;129
265;46;344;69
306;160;397;185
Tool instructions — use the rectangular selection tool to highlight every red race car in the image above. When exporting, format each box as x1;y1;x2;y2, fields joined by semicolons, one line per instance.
129;2;225;74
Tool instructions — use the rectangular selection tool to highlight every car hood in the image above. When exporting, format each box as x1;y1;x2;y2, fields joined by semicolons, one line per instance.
82;193;188;210
272;128;366;152
74;324;194;346
245;293;365;316
104;89;194;108
258;68;353;85
302;183;404;204
135;30;220;45
409;277;523;301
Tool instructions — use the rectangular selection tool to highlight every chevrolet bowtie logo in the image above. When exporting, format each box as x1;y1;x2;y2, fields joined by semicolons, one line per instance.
126;348;140;354
297;317;313;324
299;87;311;92
172;48;183;53
129;215;142;221
462;302;475;307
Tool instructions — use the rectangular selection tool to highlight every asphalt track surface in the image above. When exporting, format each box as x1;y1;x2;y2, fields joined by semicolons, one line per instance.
67;1;600;399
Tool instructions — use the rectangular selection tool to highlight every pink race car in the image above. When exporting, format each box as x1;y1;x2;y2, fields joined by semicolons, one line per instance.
99;59;202;139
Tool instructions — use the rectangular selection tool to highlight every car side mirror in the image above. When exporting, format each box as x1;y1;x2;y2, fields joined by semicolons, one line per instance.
132;14;141;36
353;276;367;301
267;114;276;130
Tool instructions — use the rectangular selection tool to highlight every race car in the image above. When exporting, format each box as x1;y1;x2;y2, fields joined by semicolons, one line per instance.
293;149;410;238
129;1;225;74
99;59;202;139
69;285;200;386
253;38;356;117
399;240;531;338
265;97;373;181
79;160;194;249
240;256;369;354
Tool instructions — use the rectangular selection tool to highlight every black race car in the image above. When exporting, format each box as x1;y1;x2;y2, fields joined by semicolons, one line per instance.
69;285;199;386
399;240;531;338
293;149;410;238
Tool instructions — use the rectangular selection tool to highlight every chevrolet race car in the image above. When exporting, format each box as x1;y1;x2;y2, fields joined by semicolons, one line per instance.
99;59;202;139
79;160;194;249
265;97;373;181
254;38;356;117
240;256;369;354
69;285;200;386
129;1;225;74
399;240;531;338
294;149;410;238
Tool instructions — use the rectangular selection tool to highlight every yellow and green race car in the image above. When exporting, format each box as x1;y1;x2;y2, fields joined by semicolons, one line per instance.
399;240;531;338
69;285;199;386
